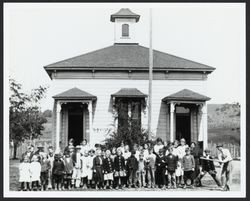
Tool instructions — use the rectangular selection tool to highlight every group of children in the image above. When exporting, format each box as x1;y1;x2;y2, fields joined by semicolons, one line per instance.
18;137;226;191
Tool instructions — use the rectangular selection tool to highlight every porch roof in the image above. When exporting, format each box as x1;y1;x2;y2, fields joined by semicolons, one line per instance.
53;87;97;100
162;89;211;102
111;88;147;98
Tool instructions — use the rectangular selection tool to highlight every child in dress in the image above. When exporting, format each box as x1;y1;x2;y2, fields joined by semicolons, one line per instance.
103;150;114;189
165;147;178;189
114;148;126;189
137;153;146;188
52;153;65;190
30;155;41;191
40;153;51;191
81;150;89;189
19;155;31;191
126;150;138;188
93;149;104;189
64;151;74;189
87;149;95;188
145;148;156;188
72;145;82;189
182;147;195;189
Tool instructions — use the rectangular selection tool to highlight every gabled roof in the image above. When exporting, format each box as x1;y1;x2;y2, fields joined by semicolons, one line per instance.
44;44;215;73
111;88;147;98
110;8;140;22
53;87;97;100
162;89;211;102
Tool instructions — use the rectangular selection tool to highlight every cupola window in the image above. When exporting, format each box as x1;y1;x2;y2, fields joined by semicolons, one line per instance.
122;24;129;37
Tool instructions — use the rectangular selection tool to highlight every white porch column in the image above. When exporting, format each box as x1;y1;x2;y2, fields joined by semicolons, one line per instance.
170;102;176;143
55;101;61;153
198;104;204;142
198;103;208;149
203;103;208;149
88;101;93;147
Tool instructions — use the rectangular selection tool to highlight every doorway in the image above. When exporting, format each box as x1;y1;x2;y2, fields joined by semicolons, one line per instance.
175;106;191;145
68;103;84;146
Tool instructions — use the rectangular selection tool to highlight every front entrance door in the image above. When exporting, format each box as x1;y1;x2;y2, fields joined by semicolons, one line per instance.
175;106;191;145
68;103;84;146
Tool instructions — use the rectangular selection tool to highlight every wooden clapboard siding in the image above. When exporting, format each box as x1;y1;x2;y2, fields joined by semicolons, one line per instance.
50;79;207;145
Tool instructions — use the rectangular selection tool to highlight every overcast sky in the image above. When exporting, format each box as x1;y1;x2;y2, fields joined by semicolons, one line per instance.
4;3;245;111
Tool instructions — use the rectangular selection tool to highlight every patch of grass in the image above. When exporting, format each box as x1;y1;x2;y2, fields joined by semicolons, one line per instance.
208;128;240;145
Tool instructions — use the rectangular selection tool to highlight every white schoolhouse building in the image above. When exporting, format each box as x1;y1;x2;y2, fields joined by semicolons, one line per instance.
44;8;215;151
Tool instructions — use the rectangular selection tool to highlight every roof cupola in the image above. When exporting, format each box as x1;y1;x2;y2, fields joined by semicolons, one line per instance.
110;8;140;44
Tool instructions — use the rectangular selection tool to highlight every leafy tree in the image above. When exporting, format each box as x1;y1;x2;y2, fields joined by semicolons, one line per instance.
43;109;52;118
9;78;48;159
104;99;149;150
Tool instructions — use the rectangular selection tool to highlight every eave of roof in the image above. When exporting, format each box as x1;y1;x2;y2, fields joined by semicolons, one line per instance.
53;87;97;100
162;89;211;102
111;88;147;98
44;44;215;77
110;8;140;22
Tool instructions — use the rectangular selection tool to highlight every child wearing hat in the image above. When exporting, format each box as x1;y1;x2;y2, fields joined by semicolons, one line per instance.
197;149;221;187
30;155;42;191
52;153;65;190
182;147;195;189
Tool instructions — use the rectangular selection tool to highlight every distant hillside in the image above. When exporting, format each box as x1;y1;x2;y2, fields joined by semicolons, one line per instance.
207;103;240;145
207;103;240;129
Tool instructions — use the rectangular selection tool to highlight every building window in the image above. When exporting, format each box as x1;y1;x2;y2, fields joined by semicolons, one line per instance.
122;24;129;37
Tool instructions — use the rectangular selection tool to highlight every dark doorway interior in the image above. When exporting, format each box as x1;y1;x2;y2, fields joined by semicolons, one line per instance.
176;115;191;145
68;103;83;146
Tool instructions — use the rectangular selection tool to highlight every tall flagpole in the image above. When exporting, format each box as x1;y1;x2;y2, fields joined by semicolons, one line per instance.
148;8;153;140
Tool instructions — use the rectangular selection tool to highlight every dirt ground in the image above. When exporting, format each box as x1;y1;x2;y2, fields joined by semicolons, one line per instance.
9;159;241;192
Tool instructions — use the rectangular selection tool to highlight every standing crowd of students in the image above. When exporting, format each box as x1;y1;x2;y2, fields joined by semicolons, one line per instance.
18;137;233;191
